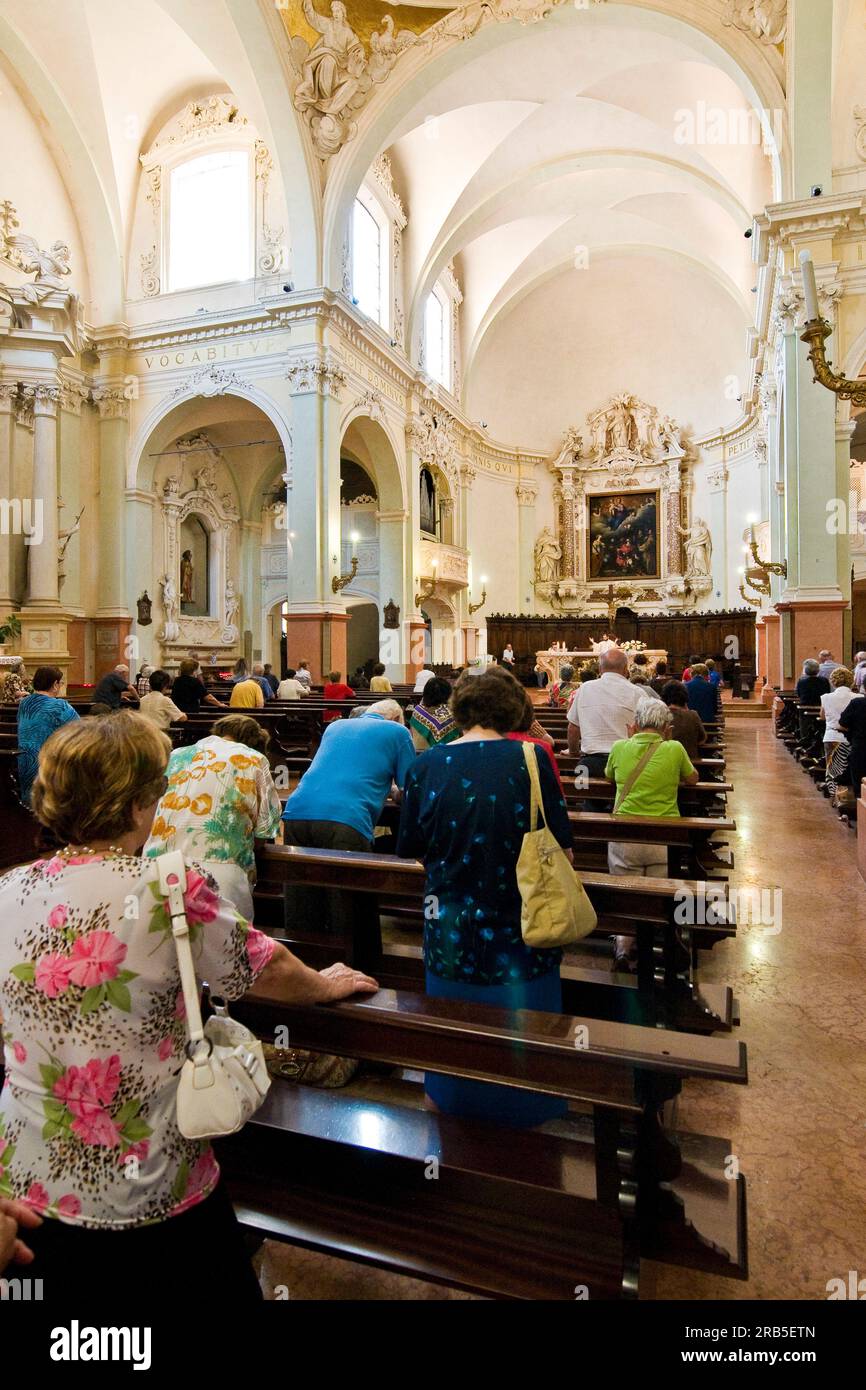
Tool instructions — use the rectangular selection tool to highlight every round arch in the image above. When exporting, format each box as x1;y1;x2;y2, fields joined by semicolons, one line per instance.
338;410;406;512
128;382;293;493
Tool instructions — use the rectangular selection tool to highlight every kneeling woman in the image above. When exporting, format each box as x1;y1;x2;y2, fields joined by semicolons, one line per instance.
0;713;376;1301
396;667;573;1128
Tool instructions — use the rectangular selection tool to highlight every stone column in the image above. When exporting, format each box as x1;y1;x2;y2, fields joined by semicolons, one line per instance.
773;0;847;671
283;354;348;683
92;388;131;674
24;384;61;607
706;464;729;607
664;457;684;582
125;489;157;671
458;462;477;663
0;383;17;608
515;481;538;616
403;415;427;674
554;467;577;580
17;383;75;681
239;520;263;659
377;507;409;679
58;381;87;680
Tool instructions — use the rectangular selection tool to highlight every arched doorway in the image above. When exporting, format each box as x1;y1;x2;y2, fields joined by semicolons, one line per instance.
346;598;380;682
129;392;286;674
339;412;407;676
421;594;460;669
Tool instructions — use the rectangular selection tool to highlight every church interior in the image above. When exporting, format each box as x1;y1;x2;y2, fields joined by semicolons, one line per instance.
1;0;866;1331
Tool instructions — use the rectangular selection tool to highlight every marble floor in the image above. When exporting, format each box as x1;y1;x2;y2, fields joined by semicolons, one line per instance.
259;721;866;1300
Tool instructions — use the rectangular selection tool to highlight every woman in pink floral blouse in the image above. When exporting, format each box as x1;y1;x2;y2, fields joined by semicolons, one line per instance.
0;712;377;1301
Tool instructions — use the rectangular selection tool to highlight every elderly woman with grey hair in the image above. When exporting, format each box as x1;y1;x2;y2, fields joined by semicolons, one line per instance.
796;658;831;705
549;662;579;709
605;696;699;972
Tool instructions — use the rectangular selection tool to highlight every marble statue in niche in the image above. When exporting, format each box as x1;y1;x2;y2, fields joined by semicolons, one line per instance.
180;550;194;604
676;517;713;577
534;529;562;584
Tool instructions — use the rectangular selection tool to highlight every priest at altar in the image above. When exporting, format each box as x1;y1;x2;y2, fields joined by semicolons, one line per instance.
535;637;667;684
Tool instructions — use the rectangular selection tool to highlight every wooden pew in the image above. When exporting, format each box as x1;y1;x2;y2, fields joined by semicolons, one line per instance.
221;983;747;1299
254;844;737;1034
0;749;41;872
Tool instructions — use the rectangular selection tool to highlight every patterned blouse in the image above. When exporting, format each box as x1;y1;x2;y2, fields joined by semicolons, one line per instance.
0;853;275;1229
143;735;281;883
1;671;32;704
409;702;460;754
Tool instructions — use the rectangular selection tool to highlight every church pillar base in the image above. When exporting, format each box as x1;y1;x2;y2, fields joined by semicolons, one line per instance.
408;620;427;680
284;611;348;685
775;598;848;685
92;617;132;681
763;612;782;693
755;617;768;693
17;606;75;686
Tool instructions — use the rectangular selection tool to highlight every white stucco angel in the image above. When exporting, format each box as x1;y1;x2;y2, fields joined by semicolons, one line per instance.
6;235;72;303
676;516;713;577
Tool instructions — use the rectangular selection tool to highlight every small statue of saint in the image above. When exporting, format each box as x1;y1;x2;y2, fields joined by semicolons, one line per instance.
180;550;194;603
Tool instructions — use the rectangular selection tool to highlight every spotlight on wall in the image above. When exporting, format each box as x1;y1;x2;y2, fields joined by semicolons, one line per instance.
390;338;398;348
282;283;294;293
744;227;753;239
811;185;823;198
479;420;488;429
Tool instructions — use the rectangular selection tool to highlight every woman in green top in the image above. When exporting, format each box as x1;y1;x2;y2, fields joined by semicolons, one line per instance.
604;696;698;971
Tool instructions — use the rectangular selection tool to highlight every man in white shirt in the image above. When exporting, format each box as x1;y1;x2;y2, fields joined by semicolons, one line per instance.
502;643;515;665
414;666;436;694
138;671;187;731
277;667;308;700
567;648;646;780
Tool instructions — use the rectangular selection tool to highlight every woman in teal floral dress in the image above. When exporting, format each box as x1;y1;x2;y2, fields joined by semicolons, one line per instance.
0;713;377;1300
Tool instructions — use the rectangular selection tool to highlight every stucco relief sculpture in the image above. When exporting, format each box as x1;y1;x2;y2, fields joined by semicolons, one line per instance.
223;578;239;643
160;574;180;642
0;202;83;345
293;1;417;159
724;1;786;46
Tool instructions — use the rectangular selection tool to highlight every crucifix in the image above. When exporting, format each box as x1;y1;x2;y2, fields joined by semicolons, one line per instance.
602;583;632;625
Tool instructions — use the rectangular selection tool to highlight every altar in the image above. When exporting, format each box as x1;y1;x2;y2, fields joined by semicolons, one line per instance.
536;647;667;683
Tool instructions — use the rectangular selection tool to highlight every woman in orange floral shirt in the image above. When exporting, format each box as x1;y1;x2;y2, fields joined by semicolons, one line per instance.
144;714;281;919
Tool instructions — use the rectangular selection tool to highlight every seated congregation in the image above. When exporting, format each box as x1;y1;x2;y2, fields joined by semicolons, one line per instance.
0;647;743;1301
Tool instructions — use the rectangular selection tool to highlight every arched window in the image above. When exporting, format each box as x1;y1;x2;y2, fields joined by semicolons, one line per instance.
352;188;389;327
424;289;451;391
168;149;253;291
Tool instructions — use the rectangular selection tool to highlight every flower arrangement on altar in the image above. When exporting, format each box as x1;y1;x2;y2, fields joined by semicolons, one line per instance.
621;640;647;653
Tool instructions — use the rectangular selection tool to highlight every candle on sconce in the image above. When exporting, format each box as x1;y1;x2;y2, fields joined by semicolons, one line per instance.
799;250;821;323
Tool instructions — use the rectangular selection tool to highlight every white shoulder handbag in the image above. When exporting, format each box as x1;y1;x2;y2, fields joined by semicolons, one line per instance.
156;850;271;1141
